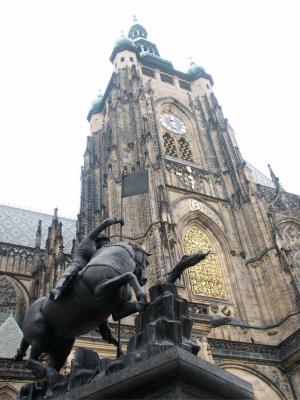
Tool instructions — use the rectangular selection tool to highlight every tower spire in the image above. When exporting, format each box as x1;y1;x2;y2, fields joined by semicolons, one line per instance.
53;207;58;222
127;20;159;56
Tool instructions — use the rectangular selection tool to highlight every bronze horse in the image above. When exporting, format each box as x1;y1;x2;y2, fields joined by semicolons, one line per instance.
14;218;149;371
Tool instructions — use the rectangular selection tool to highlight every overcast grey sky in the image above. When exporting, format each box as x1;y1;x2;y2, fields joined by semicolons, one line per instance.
0;0;299;218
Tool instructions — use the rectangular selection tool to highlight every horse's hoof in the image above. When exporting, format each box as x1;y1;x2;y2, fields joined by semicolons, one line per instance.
13;353;23;362
136;301;148;312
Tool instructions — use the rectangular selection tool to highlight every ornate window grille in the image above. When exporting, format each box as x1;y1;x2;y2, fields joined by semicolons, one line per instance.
183;226;226;298
179;138;193;161
163;133;178;157
0;276;17;325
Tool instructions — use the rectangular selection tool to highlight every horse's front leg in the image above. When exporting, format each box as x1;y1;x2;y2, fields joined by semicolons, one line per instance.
98;321;118;347
94;272;146;302
112;301;144;321
98;321;124;357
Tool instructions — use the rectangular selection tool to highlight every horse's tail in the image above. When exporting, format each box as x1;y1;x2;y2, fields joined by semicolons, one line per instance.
13;337;30;361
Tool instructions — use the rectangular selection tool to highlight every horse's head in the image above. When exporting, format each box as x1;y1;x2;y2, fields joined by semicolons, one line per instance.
130;244;151;287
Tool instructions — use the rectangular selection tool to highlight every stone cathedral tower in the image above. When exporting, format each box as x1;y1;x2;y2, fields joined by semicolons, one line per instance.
78;21;300;399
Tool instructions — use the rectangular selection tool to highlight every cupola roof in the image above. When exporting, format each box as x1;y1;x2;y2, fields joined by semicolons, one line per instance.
109;31;137;63
188;60;205;75
88;92;103;119
114;32;135;48
128;15;148;40
128;23;148;40
91;92;103;109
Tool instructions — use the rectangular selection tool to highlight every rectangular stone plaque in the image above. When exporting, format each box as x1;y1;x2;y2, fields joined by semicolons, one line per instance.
122;170;149;197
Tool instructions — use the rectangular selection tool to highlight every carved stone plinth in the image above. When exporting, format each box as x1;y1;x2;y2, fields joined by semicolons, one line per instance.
127;283;200;360
57;346;254;399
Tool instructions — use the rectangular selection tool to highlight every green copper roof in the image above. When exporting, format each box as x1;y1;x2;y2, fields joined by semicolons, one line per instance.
128;23;148;40
114;34;134;48
140;51;173;68
109;34;137;63
188;61;205;75
91;93;103;108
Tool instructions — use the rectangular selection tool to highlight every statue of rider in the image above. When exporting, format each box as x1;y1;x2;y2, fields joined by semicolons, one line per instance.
49;217;124;300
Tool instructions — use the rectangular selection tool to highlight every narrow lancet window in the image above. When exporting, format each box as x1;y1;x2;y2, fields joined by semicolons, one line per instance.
163;133;178;157
179;138;192;161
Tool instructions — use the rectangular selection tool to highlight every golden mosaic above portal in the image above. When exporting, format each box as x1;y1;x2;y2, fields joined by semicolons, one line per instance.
183;226;226;298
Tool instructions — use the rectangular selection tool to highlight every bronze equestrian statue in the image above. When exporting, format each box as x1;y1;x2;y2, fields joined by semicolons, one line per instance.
14;218;209;373
14;218;150;370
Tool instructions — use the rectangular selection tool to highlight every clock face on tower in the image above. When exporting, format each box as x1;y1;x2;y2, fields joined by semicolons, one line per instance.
160;113;187;134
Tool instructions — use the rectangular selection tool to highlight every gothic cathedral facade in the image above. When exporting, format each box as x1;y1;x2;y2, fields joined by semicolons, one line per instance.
79;21;300;399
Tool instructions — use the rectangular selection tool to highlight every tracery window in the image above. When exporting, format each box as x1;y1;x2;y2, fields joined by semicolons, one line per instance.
179;138;192;161
0;276;17;325
163;133;178;157
183;226;226;298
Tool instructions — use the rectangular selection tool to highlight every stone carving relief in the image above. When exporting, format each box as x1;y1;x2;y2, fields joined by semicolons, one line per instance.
164;158;224;198
279;224;300;260
183;226;226;298
257;185;300;215
278;223;300;285
165;159;210;190
189;199;203;211
188;302;209;316
0;244;33;261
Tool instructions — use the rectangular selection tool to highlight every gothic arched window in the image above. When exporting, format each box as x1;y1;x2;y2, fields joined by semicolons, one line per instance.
0;276;26;327
0;276;17;325
183;226;226;298
178;138;192;161
163;133;178;157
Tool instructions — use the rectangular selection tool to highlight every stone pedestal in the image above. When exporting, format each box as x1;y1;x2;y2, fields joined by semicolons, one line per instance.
58;346;253;399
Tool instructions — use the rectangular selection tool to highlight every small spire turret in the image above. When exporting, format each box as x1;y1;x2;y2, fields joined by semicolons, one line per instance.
267;164;281;191
35;220;42;249
53;207;58;222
